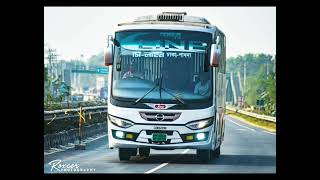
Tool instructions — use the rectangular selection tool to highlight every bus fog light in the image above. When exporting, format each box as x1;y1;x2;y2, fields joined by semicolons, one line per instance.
196;133;205;140
186;135;193;141
126;133;133;139
116;131;125;138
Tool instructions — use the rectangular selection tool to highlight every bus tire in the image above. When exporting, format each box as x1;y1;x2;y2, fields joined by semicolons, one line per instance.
213;146;221;158
139;148;150;157
197;149;211;162
119;148;137;161
209;150;215;160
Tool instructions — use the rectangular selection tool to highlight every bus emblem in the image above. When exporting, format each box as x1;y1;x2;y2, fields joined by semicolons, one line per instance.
155;104;166;109
155;114;165;121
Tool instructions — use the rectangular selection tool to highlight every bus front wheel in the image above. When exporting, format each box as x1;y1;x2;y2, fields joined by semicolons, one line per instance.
197;149;211;162
119;148;137;161
139;148;150;157
213;146;221;158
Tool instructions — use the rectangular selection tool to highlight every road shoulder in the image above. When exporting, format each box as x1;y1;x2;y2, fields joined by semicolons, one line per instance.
226;114;276;133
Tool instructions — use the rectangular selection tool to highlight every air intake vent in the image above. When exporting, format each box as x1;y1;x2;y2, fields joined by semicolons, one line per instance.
157;12;186;22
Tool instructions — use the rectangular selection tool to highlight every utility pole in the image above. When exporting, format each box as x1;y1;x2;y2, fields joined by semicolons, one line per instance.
267;61;269;79
78;54;84;93
273;55;276;73
76;60;79;93
72;60;76;93
47;48;58;79
244;62;246;106
46;48;58;95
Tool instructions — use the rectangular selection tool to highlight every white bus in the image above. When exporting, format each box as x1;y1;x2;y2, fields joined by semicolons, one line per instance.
104;12;226;162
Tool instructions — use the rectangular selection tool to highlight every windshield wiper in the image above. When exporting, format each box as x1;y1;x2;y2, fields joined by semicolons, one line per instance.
132;73;187;106
132;83;159;105
160;87;186;105
158;74;186;105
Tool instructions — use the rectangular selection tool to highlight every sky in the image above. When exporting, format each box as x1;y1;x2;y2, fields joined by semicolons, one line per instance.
44;7;276;61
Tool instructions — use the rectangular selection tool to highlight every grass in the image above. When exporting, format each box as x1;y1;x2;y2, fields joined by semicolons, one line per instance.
226;109;276;132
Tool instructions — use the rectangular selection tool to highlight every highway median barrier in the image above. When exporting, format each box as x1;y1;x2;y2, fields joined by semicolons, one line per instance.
44;122;107;150
44;101;107;111
44;106;108;150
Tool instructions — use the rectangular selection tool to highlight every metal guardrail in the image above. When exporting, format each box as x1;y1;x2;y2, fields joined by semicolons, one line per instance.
45;105;275;122
226;106;276;123
44;100;107;109
44;105;107;114
44;105;108;150
44;106;107;121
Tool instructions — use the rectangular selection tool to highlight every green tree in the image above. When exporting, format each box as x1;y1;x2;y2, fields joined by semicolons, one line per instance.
44;66;48;82
244;64;276;115
227;53;276;115
245;75;258;105
264;72;276;115
227;53;273;77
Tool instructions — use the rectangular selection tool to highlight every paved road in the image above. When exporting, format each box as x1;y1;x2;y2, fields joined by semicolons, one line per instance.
44;115;276;173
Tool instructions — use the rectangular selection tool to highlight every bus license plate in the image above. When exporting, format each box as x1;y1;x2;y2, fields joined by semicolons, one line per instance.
152;133;167;142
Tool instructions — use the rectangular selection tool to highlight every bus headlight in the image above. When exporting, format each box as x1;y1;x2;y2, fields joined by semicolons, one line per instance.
108;115;134;128
186;117;214;130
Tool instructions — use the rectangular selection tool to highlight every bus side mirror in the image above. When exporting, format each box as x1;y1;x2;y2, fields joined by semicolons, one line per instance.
104;35;114;66
210;44;221;67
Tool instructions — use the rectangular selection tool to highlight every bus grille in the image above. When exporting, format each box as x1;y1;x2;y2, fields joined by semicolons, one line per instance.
139;112;181;121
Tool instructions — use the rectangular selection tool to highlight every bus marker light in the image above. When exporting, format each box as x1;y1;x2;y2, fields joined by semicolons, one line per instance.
186;135;193;140
126;133;133;139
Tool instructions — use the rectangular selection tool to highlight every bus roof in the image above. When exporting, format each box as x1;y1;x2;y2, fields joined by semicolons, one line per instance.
118;12;215;29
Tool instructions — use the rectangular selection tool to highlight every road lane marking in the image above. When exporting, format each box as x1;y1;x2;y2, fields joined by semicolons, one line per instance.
88;134;108;142
228;119;256;132
144;149;190;174
263;131;276;135
51;148;64;151
144;163;169;174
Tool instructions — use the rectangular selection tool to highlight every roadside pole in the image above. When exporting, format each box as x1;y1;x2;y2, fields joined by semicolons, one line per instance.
75;106;86;150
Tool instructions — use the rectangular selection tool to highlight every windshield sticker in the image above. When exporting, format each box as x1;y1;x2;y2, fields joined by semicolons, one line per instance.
122;41;207;53
120;32;208;53
166;52;192;58
132;51;165;58
132;51;192;58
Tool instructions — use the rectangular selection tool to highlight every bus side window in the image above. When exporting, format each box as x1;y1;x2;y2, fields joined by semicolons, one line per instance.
224;36;226;73
217;32;226;74
216;34;222;73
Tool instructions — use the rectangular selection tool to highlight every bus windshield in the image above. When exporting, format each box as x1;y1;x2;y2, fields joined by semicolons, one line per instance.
112;30;213;104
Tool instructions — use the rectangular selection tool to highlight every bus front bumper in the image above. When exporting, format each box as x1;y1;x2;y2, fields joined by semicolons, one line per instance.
108;122;216;150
